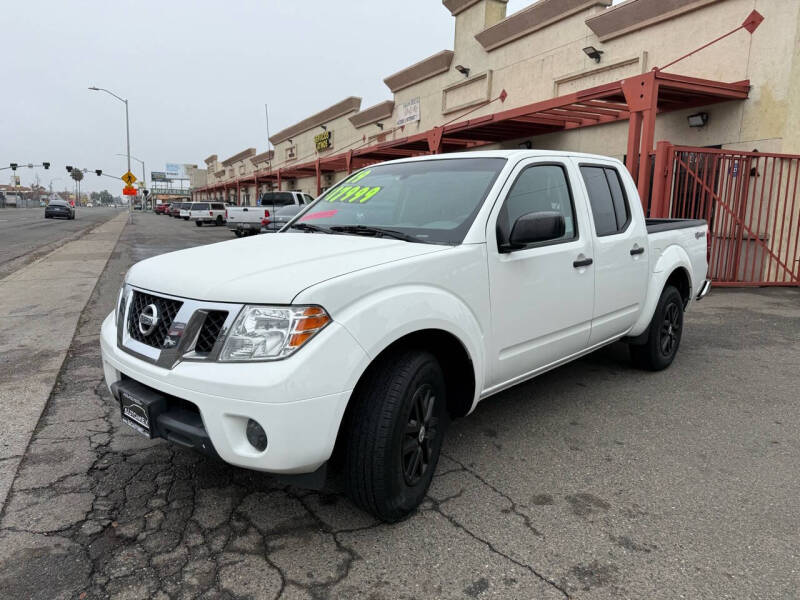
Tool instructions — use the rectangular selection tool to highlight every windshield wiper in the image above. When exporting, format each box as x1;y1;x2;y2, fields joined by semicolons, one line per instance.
328;225;425;243
287;222;332;234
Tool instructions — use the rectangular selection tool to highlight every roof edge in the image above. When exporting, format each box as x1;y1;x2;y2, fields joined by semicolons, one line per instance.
270;97;362;145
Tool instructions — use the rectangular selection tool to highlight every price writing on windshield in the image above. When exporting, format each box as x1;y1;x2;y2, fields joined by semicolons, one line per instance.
324;169;382;203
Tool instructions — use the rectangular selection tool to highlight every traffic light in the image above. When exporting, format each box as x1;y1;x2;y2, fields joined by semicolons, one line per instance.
143;190;150;197
43;162;50;170
95;170;102;176
66;166;73;173
10;163;17;171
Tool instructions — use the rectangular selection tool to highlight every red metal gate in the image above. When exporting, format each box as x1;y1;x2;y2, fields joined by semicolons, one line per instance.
649;144;800;286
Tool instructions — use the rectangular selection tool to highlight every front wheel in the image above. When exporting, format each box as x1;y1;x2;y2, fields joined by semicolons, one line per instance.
629;285;684;371
344;350;447;522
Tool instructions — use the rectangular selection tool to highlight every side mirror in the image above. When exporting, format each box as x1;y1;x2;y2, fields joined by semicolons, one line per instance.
505;211;565;250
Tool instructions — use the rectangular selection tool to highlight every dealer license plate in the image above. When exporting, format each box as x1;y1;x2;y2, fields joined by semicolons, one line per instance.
119;389;153;438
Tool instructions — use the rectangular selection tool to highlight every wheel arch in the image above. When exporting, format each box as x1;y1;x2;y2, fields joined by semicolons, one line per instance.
628;244;694;338
331;327;477;468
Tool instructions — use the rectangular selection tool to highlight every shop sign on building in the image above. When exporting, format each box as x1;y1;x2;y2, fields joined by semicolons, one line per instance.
315;130;333;152
396;97;421;126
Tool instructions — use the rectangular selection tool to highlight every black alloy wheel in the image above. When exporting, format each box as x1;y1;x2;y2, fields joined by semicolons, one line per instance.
660;301;681;357
629;284;684;371
402;383;439;486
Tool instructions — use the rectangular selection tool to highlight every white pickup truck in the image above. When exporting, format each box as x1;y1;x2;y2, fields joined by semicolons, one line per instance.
226;191;313;237
101;151;709;521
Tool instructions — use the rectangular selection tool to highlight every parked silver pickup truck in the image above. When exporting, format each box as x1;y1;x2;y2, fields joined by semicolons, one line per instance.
226;191;314;236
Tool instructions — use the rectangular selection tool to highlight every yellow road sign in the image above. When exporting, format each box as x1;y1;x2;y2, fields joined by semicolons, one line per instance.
121;171;137;185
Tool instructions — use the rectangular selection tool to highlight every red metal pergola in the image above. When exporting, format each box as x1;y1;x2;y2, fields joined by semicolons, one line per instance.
194;69;750;205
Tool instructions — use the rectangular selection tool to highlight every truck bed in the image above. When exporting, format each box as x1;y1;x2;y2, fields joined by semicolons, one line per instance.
645;218;706;234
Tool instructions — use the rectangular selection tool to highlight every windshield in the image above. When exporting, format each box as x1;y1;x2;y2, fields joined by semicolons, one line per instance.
288;157;506;244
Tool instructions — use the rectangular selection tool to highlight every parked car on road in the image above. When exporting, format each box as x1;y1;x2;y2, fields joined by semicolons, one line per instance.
101;150;710;522
45;198;75;219
189;202;227;226
168;202;188;218
226;191;312;237
154;203;170;215
179;203;192;220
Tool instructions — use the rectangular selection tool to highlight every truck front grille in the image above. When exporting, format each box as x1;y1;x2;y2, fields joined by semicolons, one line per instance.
195;311;228;353
127;291;183;349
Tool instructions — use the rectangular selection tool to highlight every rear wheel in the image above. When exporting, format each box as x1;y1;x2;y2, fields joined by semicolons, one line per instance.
629;285;684;371
234;230;243;238
195;221;202;227
216;215;223;226
344;350;447;522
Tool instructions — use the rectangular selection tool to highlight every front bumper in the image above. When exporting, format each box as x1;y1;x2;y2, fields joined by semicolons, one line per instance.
100;312;368;474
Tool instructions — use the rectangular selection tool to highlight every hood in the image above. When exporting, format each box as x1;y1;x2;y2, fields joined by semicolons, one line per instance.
126;232;448;303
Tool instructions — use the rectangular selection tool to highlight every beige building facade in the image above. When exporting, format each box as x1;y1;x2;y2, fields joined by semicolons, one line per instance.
194;0;800;204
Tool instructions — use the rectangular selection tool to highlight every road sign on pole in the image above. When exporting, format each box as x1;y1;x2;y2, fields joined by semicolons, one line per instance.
121;171;137;185
122;185;137;196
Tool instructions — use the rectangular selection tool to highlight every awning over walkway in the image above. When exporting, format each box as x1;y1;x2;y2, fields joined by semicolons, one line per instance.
195;69;750;203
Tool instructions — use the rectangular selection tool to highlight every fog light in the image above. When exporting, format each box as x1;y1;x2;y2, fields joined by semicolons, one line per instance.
246;419;268;451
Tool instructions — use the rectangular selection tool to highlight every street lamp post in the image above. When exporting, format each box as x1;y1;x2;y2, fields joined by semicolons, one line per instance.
89;86;132;220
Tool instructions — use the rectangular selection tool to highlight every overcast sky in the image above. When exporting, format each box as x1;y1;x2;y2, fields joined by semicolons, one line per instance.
1;0;617;194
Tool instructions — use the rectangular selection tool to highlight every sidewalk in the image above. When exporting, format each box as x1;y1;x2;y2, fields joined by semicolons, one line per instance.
0;213;128;510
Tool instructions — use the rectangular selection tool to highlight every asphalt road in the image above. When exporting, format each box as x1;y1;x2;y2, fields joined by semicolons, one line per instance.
0;213;798;599
0;206;121;279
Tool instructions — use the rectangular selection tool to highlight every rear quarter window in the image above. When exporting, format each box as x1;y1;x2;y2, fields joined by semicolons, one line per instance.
580;166;630;236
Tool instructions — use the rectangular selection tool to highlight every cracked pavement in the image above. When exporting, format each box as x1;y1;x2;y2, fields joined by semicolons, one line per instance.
1;213;799;599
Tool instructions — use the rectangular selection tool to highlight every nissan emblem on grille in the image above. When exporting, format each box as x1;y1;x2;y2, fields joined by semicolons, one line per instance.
138;304;160;336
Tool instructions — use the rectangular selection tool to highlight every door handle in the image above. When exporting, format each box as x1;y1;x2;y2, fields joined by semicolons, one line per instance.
573;257;593;268
630;246;645;256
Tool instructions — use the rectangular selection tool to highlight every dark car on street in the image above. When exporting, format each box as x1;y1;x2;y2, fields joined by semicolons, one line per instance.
168;202;187;218
45;198;75;220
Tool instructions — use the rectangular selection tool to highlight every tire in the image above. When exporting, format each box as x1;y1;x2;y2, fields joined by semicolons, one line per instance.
215;215;223;226
629;285;684;371
234;230;243;238
183;216;189;221
344;350;448;522
195;221;202;227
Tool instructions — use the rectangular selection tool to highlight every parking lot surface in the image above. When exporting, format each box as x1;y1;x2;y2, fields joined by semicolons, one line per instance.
0;213;798;599
0;207;120;279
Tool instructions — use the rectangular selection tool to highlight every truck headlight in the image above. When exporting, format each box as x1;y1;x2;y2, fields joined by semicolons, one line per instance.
115;286;125;323
220;305;331;361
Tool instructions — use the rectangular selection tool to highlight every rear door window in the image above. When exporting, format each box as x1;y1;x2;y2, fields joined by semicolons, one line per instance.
580;166;630;236
193;203;209;211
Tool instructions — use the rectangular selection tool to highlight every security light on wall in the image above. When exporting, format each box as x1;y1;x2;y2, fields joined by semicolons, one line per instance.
455;64;470;78
320;125;327;131
582;46;604;63
687;112;709;128
376;122;384;130
287;138;293;144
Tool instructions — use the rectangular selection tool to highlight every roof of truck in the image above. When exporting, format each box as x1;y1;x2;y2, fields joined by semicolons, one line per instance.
371;149;623;166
